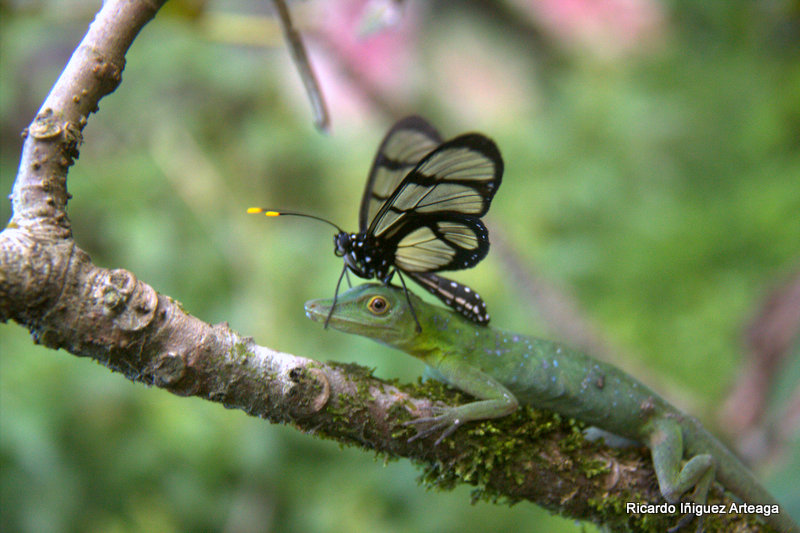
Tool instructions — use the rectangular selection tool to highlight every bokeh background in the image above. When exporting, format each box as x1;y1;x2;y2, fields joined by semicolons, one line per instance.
2;0;799;531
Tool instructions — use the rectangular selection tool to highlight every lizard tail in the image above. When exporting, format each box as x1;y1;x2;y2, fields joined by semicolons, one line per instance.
688;420;799;533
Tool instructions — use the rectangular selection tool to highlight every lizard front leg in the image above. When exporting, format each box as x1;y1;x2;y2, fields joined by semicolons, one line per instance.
406;358;519;445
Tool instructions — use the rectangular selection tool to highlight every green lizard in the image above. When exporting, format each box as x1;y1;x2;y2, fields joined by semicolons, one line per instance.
304;283;799;533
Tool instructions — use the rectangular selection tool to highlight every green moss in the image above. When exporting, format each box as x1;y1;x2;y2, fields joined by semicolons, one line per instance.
307;362;683;530
387;401;416;440
166;296;186;313
329;391;367;426
231;342;251;362
588;493;644;531
327;361;376;379
413;401;574;499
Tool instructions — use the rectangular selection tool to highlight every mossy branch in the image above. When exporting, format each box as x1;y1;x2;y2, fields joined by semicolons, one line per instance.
0;1;769;531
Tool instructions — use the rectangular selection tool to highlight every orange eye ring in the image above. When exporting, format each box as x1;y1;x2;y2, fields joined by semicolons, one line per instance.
367;295;390;315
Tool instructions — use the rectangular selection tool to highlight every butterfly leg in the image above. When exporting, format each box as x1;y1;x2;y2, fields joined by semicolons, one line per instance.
325;265;349;329
393;270;422;332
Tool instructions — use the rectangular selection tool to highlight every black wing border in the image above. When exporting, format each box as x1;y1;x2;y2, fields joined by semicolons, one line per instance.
359;116;443;231
383;212;491;273
367;131;504;239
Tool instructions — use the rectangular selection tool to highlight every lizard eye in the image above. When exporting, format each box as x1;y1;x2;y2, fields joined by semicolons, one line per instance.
367;295;389;315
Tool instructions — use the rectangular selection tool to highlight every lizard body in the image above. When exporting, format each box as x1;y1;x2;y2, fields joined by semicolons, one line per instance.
304;283;798;533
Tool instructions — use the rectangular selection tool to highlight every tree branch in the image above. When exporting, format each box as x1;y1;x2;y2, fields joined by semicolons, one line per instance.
0;1;770;531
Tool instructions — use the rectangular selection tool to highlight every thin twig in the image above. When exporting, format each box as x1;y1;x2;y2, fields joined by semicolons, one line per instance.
272;0;330;131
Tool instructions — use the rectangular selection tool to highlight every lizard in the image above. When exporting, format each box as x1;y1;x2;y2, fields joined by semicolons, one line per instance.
303;282;799;533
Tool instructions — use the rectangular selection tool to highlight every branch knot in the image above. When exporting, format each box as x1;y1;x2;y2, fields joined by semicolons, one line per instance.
95;268;157;331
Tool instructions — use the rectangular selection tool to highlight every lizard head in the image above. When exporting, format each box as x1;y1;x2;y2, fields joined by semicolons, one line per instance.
304;283;423;347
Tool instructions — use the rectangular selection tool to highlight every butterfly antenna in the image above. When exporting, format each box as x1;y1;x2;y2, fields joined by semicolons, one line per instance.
247;207;345;233
395;270;422;333
325;265;349;329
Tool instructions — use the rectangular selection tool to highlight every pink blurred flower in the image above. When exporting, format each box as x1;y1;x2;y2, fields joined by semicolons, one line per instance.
297;0;420;126
511;0;666;58
315;0;416;90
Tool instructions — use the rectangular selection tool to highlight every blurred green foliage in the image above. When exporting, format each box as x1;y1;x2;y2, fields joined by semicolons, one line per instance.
2;1;799;531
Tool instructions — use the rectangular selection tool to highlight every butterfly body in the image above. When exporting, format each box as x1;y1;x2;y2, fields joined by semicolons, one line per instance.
334;232;391;281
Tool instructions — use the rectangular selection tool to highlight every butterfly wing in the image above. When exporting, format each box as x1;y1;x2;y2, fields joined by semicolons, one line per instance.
367;132;503;273
360;116;443;231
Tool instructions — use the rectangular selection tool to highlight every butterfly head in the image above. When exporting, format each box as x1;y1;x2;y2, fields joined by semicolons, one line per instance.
334;232;363;276
333;231;353;257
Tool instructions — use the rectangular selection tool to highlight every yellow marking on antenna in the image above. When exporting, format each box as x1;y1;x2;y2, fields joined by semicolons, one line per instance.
247;208;283;217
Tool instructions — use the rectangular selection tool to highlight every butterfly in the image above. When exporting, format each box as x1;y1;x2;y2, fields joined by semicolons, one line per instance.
249;116;503;328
